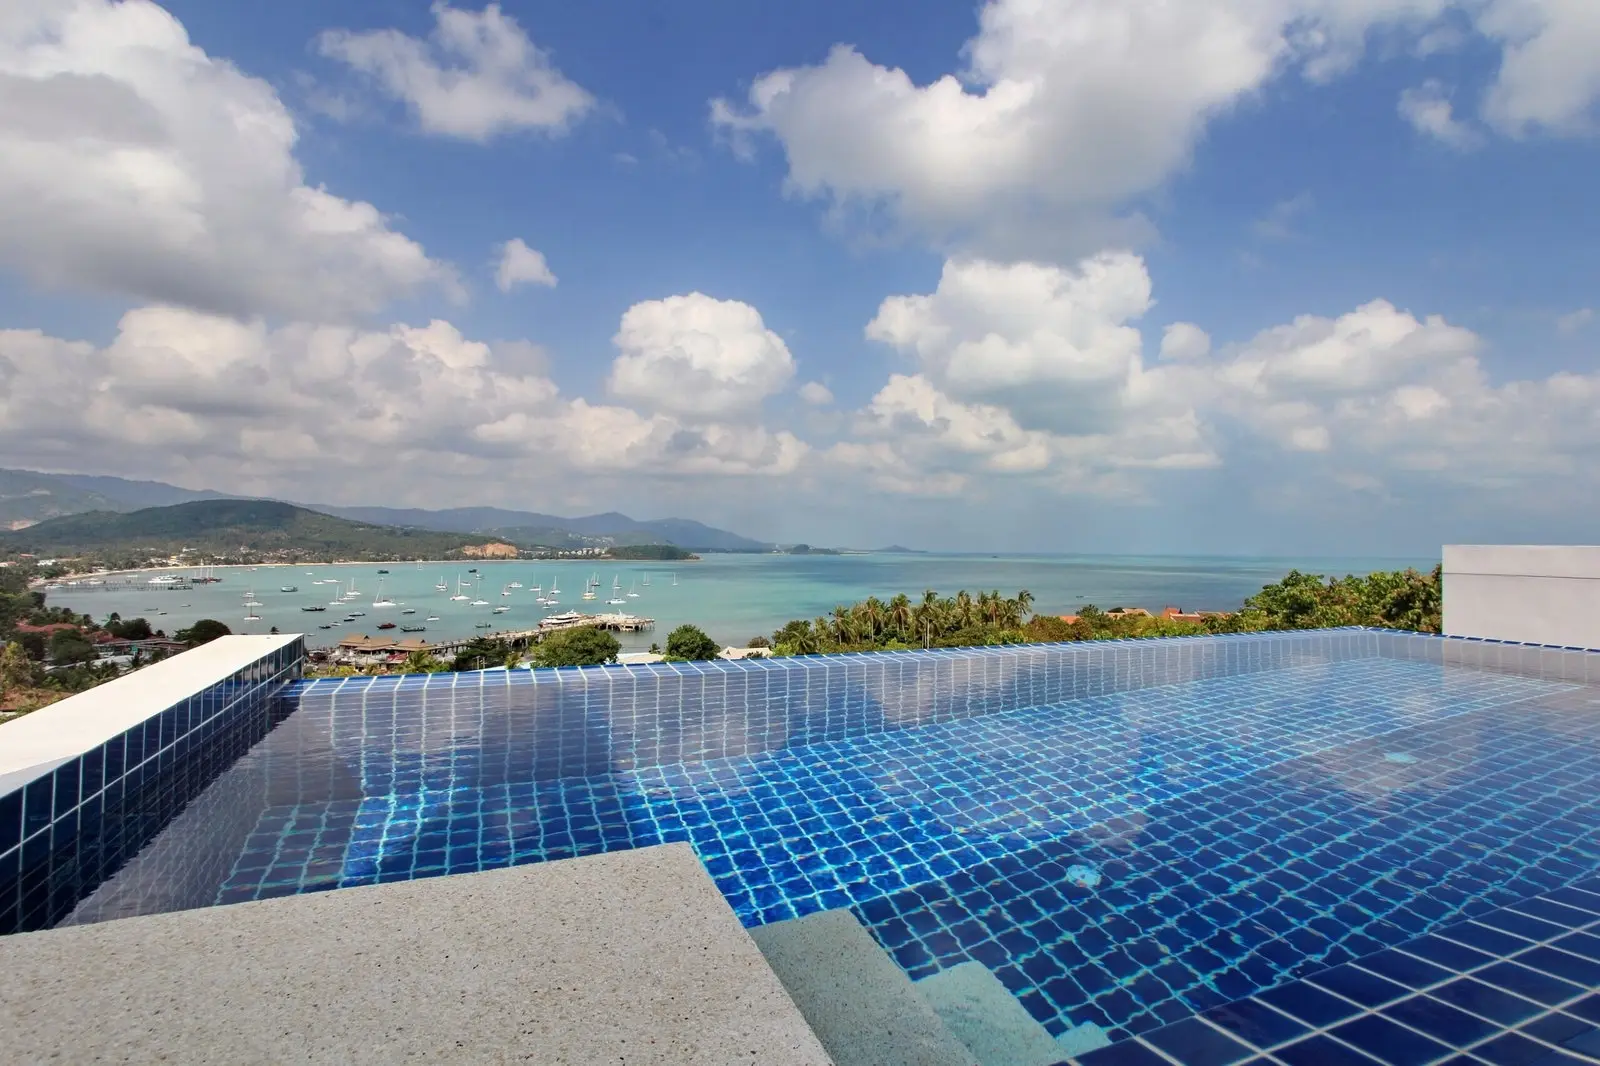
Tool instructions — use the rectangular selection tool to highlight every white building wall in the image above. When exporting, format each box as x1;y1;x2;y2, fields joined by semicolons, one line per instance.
1443;545;1600;648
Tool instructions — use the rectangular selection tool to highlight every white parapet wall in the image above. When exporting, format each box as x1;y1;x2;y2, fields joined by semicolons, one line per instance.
1443;545;1600;648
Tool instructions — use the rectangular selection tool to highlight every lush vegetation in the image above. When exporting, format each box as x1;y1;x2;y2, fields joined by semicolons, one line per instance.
0;562;178;716
174;619;232;646
606;544;696;561
535;626;622;667
766;566;1443;656
0;499;502;566
665;623;720;661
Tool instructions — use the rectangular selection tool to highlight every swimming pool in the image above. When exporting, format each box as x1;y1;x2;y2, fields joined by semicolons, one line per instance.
62;631;1600;1048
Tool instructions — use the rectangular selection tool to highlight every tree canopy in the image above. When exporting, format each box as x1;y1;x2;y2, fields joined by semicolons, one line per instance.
665;623;720;661
534;626;621;668
175;619;232;646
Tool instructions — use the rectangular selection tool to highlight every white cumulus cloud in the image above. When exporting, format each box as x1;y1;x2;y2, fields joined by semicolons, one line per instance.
608;293;797;420
317;2;595;142
494;238;557;291
0;307;806;502
1160;323;1212;361
0;0;450;320
1399;80;1483;148
799;381;834;405
712;0;1465;256
714;0;1600;256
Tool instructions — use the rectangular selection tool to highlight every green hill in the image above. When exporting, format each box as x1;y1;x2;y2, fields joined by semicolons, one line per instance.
0;499;487;562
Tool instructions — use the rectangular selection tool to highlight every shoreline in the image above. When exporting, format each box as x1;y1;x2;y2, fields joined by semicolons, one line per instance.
40;557;699;585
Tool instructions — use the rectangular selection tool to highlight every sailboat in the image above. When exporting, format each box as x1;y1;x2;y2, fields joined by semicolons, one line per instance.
243;589;263;608
450;575;469;602
671;572;678;587
627;579;640;599
508;579;523;589
244;608;260;622
329;581;346;605
501;584;512;597
434;575;448;592
344;578;361;601
642;573;651;587
372;578;397;608
470;576;489;607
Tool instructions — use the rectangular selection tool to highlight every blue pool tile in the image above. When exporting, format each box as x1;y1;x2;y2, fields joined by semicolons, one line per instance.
1427;980;1545;1026
1307;965;1413;1008
1474;962;1586;1007
1380;994;1501;1047
1257;981;1366;1027
1199;998;1308;1050
1270;1034;1386;1066
1140;1017;1254;1065
1471;1031;1586;1066
1074;1038;1173;1065
1328;1014;1452;1066
1511;946;1600;988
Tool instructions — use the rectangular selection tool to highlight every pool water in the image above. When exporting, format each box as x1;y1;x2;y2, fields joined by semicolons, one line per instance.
68;655;1600;1043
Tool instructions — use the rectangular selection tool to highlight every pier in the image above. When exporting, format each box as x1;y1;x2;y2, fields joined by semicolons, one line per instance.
320;612;655;663
42;579;199;593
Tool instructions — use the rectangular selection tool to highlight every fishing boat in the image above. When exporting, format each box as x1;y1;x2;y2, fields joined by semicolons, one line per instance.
474;621;492;629
318;624;333;630
425;614;440;622
401;625;426;633
301;605;326;612
450;575;470;602
371;578;397;608
377;569;389;575
401;608;416;615
347;610;366;618
377;622;397;630
493;605;510;614
280;585;298;593
467;568;478;574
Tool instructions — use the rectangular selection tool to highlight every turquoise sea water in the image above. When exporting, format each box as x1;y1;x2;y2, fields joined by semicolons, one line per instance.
51;552;1432;651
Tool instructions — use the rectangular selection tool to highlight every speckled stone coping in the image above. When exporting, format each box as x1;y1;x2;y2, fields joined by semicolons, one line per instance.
0;843;832;1065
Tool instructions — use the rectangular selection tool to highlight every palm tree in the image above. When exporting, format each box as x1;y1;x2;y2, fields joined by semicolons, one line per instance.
953;590;976;629
858;596;886;642
888;593;913;639
829;606;855;644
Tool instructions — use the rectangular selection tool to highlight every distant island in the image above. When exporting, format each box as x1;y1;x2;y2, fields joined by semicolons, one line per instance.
0;467;771;552
0;499;699;570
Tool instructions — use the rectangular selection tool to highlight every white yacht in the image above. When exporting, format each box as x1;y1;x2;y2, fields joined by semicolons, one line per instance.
434;575;448;592
450;575;470;602
371;578;397;608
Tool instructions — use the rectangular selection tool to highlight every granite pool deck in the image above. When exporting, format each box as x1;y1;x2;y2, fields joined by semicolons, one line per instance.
0;842;832;1065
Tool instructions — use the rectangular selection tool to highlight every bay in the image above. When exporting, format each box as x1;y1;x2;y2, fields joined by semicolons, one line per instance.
51;552;1434;652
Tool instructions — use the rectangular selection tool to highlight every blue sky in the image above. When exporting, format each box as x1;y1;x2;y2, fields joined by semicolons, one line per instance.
0;0;1597;556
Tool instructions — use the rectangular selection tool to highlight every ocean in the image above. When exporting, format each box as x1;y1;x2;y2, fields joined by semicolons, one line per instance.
49;552;1434;652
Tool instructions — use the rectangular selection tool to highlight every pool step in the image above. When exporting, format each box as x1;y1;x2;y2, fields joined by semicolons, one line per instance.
915;962;1109;1066
749;909;980;1066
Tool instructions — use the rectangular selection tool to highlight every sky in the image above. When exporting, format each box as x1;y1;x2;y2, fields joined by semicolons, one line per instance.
0;0;1597;556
